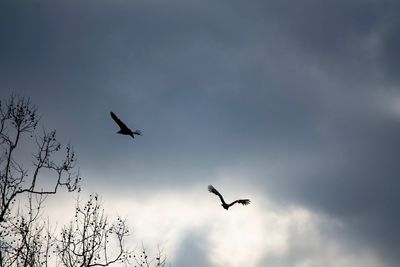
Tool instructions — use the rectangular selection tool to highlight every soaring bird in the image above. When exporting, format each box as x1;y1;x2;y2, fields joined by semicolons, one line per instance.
208;185;250;210
110;111;142;139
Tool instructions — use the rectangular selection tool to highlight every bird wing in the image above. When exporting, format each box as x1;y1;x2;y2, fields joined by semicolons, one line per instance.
208;185;227;205
110;112;129;131
133;130;143;136
228;199;251;207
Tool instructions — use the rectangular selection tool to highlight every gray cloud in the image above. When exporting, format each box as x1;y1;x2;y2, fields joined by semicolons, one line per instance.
1;0;400;266
172;231;212;267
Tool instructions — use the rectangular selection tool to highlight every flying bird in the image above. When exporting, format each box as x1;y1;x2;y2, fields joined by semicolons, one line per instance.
208;185;250;210
110;111;142;139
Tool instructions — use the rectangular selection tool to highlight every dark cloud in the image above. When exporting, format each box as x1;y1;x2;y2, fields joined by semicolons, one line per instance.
1;0;400;266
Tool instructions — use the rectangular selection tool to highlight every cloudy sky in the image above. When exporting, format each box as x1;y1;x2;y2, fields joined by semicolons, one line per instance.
1;0;400;266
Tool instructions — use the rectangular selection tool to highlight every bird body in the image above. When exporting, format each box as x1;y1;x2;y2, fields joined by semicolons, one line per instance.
110;111;142;139
208;185;250;210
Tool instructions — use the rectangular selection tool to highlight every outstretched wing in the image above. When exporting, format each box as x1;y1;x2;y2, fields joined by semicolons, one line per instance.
110;112;129;131
228;199;251;207
133;130;143;136
208;185;227;205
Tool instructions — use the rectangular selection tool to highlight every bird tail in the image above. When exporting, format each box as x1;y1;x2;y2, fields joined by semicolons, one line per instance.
133;130;142;136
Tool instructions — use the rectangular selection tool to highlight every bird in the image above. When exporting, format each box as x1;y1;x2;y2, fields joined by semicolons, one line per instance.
110;111;142;139
208;185;250;210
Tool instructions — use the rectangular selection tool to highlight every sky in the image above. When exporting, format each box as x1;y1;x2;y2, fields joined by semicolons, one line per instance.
1;0;400;266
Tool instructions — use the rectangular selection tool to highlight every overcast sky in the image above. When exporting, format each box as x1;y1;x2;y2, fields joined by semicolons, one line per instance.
1;0;400;266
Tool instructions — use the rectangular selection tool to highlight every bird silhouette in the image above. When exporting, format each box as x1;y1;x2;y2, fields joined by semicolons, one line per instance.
110;111;142;139
208;185;250;210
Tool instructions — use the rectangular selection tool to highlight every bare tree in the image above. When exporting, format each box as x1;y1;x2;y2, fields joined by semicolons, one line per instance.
132;245;166;267
0;95;81;266
0;95;80;223
0;193;54;267
56;194;130;267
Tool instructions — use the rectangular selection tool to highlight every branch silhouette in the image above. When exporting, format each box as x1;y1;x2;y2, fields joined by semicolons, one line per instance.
0;95;81;224
0;94;81;266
